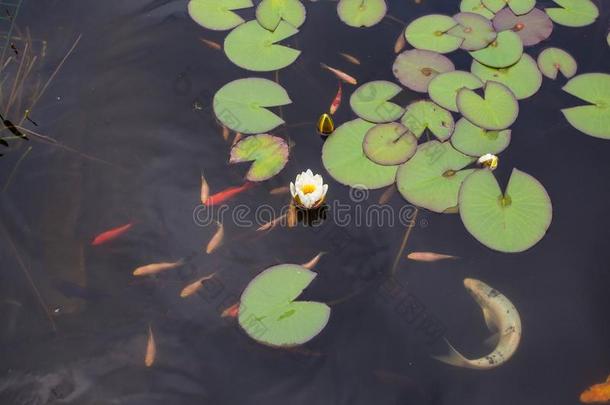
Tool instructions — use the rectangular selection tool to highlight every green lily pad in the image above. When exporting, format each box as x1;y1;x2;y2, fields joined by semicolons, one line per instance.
401;100;455;140
451;118;511;156
471;54;542;100
428;71;483;112
396;141;475;213
213;78;291;134
448;12;497;51
224;20;300;72
229;134;289;181
493;8;554;46
256;0;306;31
545;0;598;27
483;0;535;15
470;30;523;68
537;47;577;79
188;0;253;31
322;119;399;189
404;14;462;54
561;73;610;139
363;123;418;165
349;81;404;123
337;0;387;28
459;168;552;253
460;0;495;19
239;264;330;347
392;49;455;93
457;81;519;130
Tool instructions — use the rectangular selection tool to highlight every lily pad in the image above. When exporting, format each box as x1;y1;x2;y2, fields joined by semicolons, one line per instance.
256;0;306;31
363;123;418;165
322;119;399;189
213;78;291;134
349;81;404;123
224;20;300;72
229;134;289;181
460;0;495;19
545;0;598;28
239;264;330;347
459;168;552;253
493;8;553;46
396;141;475;213
401;100;455;140
457;81;518;130
483;0;535;15
404;14;462;54
392;50;455;93
337;0;387;28
470;30;523;68
448;12;497;51
537;47;577;79
188;0;253;31
428;71;483;112
561;73;610;139
451;118;511;156
471;54;542;100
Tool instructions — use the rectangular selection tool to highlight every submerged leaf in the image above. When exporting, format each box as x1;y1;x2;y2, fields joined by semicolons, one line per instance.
537;47;577;80
401;100;455;140
428;71;483;112
470;54;542;100
239;264;330;347
349;81;404;123
483;0;535;15
448;12;497;51
404;14;462;54
451;118;511;156
396;141;475;213
460;0;495;19
363;123;418;165
459;168;552;252
188;0;254;31
392;49;455;93
457;81;518;130
545;0;598;28
561;73;610;139
256;0;306;31
322;119;398;189
337;0;387;28
470;30;523;68
492;8;553;47
224;20;301;72
230;134;289;181
213;78;291;134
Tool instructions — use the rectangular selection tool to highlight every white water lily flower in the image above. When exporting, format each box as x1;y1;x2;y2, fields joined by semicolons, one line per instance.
290;169;328;209
477;153;499;171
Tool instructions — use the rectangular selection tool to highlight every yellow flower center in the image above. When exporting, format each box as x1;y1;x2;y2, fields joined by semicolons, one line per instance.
300;184;317;194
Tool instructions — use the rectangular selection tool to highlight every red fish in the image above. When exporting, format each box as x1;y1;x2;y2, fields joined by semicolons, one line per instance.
205;182;254;206
330;82;342;115
91;223;133;246
221;302;240;318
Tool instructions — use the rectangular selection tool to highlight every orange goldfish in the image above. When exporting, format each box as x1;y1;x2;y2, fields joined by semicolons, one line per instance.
287;203;298;228
145;325;156;367
200;38;221;50
133;260;183;276
339;52;361;65
378;185;396;204
269;185;290;195
302;252;326;269
206;221;224;254
257;214;287;231
91;222;133;246
394;29;407;53
320;63;357;85
205;182;253;206
180;273;216;298
200;172;210;205
221;125;230;141
407;252;458;262
221;302;240;318
581;375;610;403
329;81;342;115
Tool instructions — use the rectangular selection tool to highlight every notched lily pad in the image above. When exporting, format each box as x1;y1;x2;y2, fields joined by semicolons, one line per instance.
401;100;455;140
322;119;398;189
483;0;535;15
230;134;289;181
545;0;598;28
363;123;418;165
256;0;306;31
460;0;495;19
457;81;518;130
239;264;330;347
451;117;511;156
404;14;462;54
471;54;542;100
459;168;552;253
213;78;291;134
470;30;523;68
561;73;610;139
337;0;387;28
448;12;497;51
537;47;577;79
392;49;455;93
428;71;483;112
188;0;254;31
396;141;475;213
493;8;553;47
224;20;301;72
350;81;404;123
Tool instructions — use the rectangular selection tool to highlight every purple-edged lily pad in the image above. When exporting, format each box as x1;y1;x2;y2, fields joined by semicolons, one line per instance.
392;49;455;93
230;134;289;181
493;8;553;46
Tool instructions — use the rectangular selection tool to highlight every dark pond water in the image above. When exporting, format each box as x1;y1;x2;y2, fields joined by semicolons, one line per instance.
0;0;609;404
